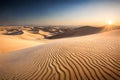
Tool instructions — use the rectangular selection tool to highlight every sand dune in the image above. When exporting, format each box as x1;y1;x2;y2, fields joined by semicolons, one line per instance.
48;26;102;39
16;30;44;40
1;29;52;40
0;29;50;53
99;29;120;37
0;35;44;53
39;30;52;37
0;29;119;80
3;30;44;40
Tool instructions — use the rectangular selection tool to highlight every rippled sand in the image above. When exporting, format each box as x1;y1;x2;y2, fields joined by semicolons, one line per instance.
0;29;119;80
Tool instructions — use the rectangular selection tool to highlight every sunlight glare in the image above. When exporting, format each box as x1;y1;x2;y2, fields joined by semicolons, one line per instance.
108;20;113;25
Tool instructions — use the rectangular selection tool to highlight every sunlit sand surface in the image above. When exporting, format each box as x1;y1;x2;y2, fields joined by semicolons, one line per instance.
0;29;119;80
0;30;49;53
0;35;44;53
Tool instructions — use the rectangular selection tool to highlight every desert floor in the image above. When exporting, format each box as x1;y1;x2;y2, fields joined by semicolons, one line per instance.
0;27;119;80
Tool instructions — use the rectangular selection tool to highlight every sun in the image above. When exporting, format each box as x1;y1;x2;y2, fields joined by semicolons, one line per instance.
102;20;114;31
102;20;115;31
108;20;113;25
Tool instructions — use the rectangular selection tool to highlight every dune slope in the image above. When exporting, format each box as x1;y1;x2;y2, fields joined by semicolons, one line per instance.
14;30;44;40
0;29;120;80
48;26;102;39
0;35;43;53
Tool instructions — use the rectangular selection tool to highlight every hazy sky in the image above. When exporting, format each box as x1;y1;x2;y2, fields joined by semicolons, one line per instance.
0;0;120;26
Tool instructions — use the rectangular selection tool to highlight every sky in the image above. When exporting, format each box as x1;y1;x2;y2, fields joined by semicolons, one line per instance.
0;0;120;26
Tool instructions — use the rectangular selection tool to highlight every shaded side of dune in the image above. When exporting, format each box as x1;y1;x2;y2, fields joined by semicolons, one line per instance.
48;26;103;39
3;30;24;35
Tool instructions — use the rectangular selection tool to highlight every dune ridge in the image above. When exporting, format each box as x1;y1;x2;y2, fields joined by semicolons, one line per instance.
0;29;119;80
48;26;102;39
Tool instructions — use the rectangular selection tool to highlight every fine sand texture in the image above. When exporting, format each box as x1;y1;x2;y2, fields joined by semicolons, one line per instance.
0;29;120;80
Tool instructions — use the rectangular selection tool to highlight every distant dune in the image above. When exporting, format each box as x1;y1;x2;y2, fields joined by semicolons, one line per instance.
16;30;44;40
48;26;103;39
0;29;51;53
0;29;119;80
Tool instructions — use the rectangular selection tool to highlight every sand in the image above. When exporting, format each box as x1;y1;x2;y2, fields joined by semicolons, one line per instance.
48;26;102;39
0;29;119;80
17;30;44;40
0;35;44;53
0;30;50;53
6;30;44;40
